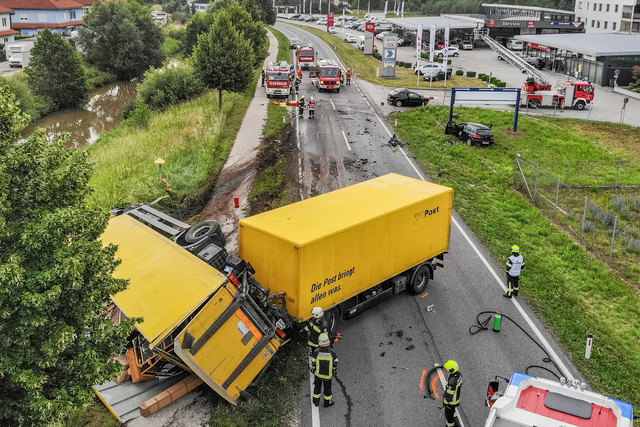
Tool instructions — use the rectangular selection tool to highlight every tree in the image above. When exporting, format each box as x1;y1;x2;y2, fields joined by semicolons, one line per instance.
193;10;254;109
25;29;89;111
184;12;215;55
224;2;267;64
0;86;134;426
257;0;276;25
79;0;165;80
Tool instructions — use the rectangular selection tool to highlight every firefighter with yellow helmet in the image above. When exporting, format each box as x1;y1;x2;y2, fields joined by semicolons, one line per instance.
443;360;462;427
504;245;524;298
311;332;338;407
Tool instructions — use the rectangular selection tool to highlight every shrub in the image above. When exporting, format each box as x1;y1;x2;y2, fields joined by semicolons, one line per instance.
138;61;205;111
478;73;487;79
480;75;489;82
497;81;507;87
582;220;596;233
456;69;464;76
404;62;411;68
85;65;117;89
398;61;405;67
124;100;151;128
467;71;476;77
610;195;625;209
163;36;183;56
0;74;51;121
490;76;498;83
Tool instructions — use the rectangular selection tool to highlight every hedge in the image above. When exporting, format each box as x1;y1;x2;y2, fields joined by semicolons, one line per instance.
456;69;464;76
398;61;405;67
496;81;507;87
404;63;411;68
467;71;476;77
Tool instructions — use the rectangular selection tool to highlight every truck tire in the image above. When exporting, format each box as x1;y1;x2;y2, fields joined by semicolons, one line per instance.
527;98;540;108
408;263;431;294
574;100;586;110
185;220;225;246
325;307;340;335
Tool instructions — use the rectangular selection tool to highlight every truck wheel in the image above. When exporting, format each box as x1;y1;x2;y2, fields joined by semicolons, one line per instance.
266;94;270;98
408;264;431;294
185;220;224;245
574;101;586;110
325;308;340;335
527;99;540;108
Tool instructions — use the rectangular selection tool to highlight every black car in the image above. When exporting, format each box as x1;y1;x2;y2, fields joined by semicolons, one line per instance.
387;88;433;107
422;68;452;81
454;122;494;146
290;38;301;49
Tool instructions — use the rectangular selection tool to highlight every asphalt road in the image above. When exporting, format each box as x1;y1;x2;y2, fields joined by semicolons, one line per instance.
277;21;587;427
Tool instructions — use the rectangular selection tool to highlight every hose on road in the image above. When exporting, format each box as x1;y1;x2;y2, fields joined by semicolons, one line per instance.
469;311;561;380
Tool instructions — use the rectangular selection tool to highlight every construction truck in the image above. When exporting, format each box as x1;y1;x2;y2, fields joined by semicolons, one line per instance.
485;372;634;426
311;58;342;93
265;61;292;98
295;44;316;70
96;174;453;422
521;77;594;110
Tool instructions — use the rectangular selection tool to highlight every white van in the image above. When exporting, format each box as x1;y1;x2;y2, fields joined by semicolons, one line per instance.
358;36;365;51
507;39;523;50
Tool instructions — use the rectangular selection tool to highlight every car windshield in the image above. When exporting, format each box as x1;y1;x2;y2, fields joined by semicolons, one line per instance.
267;72;289;81
299;51;314;57
390;88;407;95
320;67;340;78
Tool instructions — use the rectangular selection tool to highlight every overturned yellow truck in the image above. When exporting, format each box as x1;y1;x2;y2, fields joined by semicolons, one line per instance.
97;174;453;420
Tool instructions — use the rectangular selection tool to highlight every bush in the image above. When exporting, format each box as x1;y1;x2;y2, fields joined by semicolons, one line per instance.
124;99;151;128
398;61;405;67
480;75;489;82
497;81;507;87
490;76;498;83
404;62;411;68
478;73;486;79
467;71;476;77
163;36;183;56
138;61;205;111
85;65;117;89
0;74;51;121
456;69;464;76
583;220;596;233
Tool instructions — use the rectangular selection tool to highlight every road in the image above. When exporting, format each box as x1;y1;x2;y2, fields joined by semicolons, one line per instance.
277;22;586;427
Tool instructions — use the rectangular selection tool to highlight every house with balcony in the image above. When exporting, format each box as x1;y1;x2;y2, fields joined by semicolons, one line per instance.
0;0;92;36
0;4;19;44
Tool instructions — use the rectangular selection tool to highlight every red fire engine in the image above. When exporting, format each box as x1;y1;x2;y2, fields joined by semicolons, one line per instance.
521;77;594;110
312;59;342;93
296;44;316;70
265;61;292;99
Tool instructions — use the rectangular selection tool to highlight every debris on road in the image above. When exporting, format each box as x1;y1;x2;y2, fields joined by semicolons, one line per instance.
405;345;415;351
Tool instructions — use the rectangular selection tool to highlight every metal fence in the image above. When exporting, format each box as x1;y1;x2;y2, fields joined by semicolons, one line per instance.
513;154;640;279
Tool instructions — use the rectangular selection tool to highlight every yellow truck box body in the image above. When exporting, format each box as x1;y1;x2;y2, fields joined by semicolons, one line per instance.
239;173;453;322
102;214;228;348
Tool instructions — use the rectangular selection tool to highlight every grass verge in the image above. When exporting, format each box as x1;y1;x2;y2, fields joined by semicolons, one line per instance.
269;26;293;63
87;69;260;216
393;106;640;417
290;24;482;89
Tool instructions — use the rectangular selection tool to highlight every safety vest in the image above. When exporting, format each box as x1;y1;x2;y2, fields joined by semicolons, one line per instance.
506;255;524;277
312;347;338;380
305;318;327;347
443;372;462;406
297;69;302;78
309;100;316;109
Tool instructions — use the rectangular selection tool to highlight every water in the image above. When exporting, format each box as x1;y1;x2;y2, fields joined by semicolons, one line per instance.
23;82;137;148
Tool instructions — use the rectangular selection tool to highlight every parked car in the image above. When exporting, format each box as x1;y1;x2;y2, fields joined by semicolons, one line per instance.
375;31;392;40
317;19;327;25
523;56;545;69
434;46;460;57
397;37;412;47
356;24;365;31
344;34;357;43
290;37;301;49
387;88;433;107
328;26;337;34
507;39;524;50
422;67;452;81
289;14;301;20
459;41;473;50
414;63;444;75
454;122;495;146
305;15;316;21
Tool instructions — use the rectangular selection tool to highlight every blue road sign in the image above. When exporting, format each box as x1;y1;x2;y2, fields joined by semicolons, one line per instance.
385;49;395;59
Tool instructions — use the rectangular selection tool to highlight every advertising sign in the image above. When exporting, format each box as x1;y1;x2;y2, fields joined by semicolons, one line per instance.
415;24;422;67
381;34;397;78
429;25;435;63
364;22;375;55
327;11;334;31
365;22;375;33
527;20;535;27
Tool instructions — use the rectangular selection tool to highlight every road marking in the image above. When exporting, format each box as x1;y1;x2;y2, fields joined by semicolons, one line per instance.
341;130;351;151
309;364;320;427
366;99;371;107
421;292;429;298
330;98;336;111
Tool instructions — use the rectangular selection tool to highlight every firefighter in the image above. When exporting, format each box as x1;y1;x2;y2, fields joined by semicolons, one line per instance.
504;245;524;298
346;68;352;85
294;75;301;94
297;66;303;80
311;333;338;407
308;96;316;119
443;360;462;427
261;69;265;87
340;71;345;86
299;95;306;118
305;306;328;350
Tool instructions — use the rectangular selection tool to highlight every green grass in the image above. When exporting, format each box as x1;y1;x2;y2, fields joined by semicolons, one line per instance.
269;26;293;63
290;24;483;89
87;70;260;210
393;106;640;417
55;398;119;427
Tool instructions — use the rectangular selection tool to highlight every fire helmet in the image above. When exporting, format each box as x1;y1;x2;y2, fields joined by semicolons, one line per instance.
311;307;324;319
318;333;330;347
444;360;459;374
511;245;520;254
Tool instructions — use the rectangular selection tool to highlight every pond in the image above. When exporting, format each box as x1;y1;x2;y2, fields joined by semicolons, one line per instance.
23;82;137;148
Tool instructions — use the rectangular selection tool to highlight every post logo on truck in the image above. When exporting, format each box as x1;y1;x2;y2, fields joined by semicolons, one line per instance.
310;266;355;304
414;206;440;221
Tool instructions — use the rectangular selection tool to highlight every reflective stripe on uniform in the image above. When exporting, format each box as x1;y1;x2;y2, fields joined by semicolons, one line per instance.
315;352;334;379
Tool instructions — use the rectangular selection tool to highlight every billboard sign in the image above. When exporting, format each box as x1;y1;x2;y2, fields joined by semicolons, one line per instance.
327;11;334;31
381;34;397;77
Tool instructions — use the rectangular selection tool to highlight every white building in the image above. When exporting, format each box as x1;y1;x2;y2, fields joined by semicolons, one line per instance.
574;0;640;33
0;4;19;45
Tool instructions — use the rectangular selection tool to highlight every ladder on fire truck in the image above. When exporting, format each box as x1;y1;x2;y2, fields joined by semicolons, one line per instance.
481;33;551;86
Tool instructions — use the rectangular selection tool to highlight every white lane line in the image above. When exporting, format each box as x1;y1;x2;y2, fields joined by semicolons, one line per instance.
330;98;336;111
365;100;371;107
295;93;300;149
341;130;351;151
375;114;392;137
370;106;375;112
309;362;320;427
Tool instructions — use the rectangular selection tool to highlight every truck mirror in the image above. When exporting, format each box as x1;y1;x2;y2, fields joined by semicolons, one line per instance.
486;379;499;407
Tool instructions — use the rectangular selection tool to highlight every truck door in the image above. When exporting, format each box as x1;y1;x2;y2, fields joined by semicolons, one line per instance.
173;282;284;405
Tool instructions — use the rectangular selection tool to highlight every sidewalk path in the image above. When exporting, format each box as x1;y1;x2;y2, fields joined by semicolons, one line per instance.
199;29;279;254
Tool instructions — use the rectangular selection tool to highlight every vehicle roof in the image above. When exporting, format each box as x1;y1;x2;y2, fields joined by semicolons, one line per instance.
460;122;491;129
102;214;228;348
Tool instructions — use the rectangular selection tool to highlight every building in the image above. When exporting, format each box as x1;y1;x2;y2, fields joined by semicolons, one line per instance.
483;3;584;42
515;32;640;86
151;11;168;26
0;0;91;36
574;0;639;33
193;3;209;12
0;4;19;44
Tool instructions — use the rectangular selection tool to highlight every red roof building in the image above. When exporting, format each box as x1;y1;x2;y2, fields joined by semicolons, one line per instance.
0;0;93;36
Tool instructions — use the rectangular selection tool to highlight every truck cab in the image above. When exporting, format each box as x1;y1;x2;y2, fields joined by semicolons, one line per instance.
313;58;341;93
296;44;315;69
265;61;292;98
559;80;594;110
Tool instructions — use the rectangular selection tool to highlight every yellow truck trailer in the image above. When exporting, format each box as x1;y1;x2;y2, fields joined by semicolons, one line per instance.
98;174;452;418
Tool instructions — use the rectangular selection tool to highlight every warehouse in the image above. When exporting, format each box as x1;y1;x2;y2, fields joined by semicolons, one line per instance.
514;32;640;86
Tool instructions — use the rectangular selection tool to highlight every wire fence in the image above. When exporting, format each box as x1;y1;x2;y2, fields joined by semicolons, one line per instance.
513;154;640;284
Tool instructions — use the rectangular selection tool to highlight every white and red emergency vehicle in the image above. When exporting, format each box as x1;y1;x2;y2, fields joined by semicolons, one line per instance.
312;59;342;93
296;44;316;70
485;372;634;427
521;77;594;110
265;61;292;98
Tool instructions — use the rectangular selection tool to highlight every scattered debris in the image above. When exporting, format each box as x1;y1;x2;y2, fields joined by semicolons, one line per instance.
426;305;434;312
366;117;371;122
388;341;393;345
385;332;392;337
405;345;415;351
405;337;412;342
395;330;404;338
380;352;386;357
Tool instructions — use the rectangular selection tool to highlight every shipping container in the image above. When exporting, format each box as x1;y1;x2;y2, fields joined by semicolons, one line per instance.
239;173;453;322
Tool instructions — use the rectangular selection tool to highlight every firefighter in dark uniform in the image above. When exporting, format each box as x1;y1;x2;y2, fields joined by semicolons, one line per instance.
311;333;338;407
305;306;328;350
443;360;462;427
504;245;524;298
299;95;306;118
